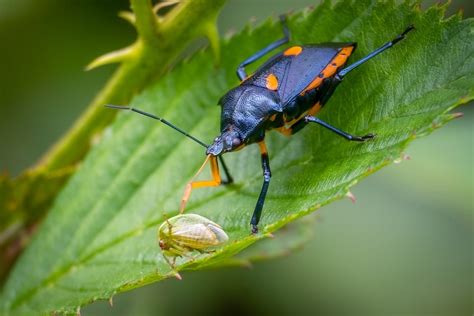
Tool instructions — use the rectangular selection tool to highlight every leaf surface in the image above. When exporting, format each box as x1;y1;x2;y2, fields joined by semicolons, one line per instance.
1;1;473;314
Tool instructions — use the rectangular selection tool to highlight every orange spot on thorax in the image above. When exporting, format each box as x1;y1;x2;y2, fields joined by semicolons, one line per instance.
266;73;279;90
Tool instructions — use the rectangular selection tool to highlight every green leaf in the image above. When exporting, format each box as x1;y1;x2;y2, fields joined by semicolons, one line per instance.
212;213;318;269
1;1;473;314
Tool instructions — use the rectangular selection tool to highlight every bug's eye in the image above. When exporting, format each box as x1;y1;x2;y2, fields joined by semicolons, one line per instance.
232;138;241;147
159;240;166;249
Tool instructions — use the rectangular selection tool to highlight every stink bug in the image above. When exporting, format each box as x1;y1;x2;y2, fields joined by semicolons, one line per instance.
158;214;229;268
108;16;414;234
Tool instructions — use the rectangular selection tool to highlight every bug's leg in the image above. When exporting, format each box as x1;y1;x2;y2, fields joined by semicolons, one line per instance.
161;249;182;279
218;156;234;184
236;15;290;81
162;245;192;267
162;252;176;268
180;155;221;212
170;245;194;259
250;141;272;234
338;25;415;79
304;116;375;142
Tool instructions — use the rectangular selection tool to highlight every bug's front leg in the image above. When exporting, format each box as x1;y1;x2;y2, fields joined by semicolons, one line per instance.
218;156;234;184
161;250;178;269
180;155;221;213
250;141;272;234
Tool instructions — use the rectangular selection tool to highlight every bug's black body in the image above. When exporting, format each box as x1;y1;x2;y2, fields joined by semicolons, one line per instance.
208;43;356;156
107;17;414;234
206;18;413;233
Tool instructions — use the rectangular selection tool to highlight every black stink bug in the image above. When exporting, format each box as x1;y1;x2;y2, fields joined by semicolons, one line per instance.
107;16;414;234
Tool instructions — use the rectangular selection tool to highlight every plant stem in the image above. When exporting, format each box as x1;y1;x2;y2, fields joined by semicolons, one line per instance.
37;0;225;172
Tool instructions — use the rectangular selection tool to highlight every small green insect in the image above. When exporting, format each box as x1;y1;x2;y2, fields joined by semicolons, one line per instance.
158;214;229;270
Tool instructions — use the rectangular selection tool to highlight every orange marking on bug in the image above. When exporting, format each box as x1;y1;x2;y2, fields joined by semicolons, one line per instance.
258;141;268;155
300;45;354;95
277;113;305;136
266;73;279;90
276;102;322;136
180;155;221;213
269;114;277;121
277;126;293;136
307;102;321;116
283;46;303;56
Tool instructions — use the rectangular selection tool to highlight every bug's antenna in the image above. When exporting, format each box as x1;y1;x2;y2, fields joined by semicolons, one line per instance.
106;104;209;149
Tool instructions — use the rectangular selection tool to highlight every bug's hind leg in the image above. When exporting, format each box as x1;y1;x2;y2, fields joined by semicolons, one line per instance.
338;25;414;79
236;15;290;81
304;116;375;142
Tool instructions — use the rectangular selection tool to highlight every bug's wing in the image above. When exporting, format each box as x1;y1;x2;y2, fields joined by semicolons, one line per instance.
170;223;222;250
279;45;341;104
206;222;229;244
245;44;353;105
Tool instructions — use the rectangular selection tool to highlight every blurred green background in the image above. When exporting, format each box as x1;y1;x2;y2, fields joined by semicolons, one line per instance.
0;0;472;315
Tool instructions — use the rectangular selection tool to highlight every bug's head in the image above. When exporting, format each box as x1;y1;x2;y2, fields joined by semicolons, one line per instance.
206;129;243;156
